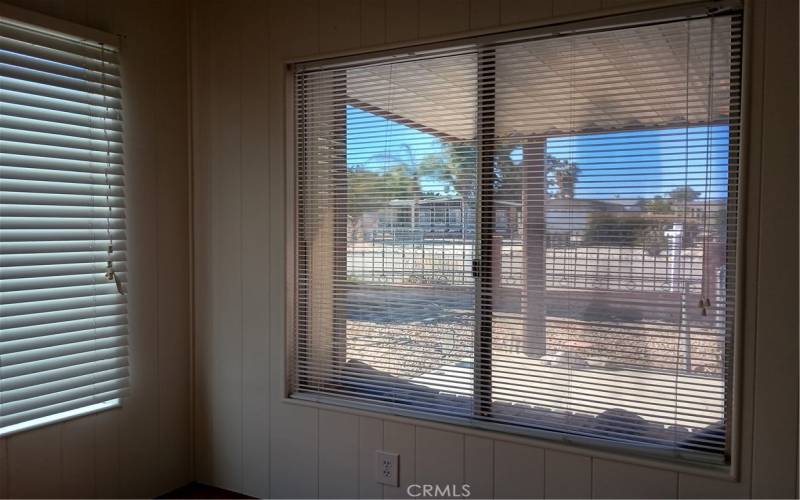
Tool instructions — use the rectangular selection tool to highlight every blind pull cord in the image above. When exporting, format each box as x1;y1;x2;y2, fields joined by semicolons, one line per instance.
100;42;124;295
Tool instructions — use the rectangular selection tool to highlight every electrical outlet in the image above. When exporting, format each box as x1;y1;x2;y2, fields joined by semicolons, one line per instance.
375;450;399;486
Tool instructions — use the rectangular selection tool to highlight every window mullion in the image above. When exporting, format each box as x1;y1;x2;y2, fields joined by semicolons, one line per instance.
474;47;496;419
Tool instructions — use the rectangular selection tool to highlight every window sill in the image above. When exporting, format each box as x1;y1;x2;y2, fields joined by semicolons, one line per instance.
0;399;121;438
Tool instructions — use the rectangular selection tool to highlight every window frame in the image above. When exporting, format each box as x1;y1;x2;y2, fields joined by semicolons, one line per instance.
284;0;747;477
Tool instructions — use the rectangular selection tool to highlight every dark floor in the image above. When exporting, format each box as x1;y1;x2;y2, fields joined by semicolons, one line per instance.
158;482;255;499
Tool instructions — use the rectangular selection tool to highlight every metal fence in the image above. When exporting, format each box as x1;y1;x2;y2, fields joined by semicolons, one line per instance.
346;239;710;293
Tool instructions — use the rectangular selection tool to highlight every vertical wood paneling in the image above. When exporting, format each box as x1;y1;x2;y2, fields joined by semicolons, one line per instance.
415;428;464;487
270;405;319;499
359;417;384;499
543;450;590;499
114;0;167;495
272;0;320;59
750;0;799;497
191;0;242;489
319;411;360;499
0;439;7;499
419;0;469;37
7;426;62;498
191;0;215;486
469;0;500;30
464;436;493;499
499;0;552;25
592;460;677;499
61;417;95;498
361;0;386;47
383;422;415;499
678;473;749;499
266;0;319;497
494;441;545;499
240;0;271;497
94;410;121;498
385;0;419;43
553;0;601;16
320;0;361;53
151;0;192;492
205;0;244;489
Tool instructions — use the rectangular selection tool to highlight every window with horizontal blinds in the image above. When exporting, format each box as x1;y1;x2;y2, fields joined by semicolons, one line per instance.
292;10;741;463
0;17;127;434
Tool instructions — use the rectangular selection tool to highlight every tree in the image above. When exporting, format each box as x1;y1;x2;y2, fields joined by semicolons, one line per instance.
416;142;477;199
668;186;701;205
641;195;672;214
493;138;581;202
547;155;579;199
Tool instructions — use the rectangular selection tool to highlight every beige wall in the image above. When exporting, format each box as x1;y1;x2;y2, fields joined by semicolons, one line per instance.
191;0;798;498
9;0;796;498
0;1;192;498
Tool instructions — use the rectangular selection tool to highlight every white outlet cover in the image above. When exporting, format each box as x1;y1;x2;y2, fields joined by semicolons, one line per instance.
375;450;399;487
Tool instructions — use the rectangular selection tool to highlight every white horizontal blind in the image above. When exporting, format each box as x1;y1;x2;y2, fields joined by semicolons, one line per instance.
293;11;741;462
0;18;127;433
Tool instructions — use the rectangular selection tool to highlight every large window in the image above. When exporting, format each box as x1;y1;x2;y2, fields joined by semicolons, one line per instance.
0;17;127;434
292;10;741;463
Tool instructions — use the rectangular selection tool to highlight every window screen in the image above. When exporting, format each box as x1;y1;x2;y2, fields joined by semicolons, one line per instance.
292;11;741;463
0;18;127;434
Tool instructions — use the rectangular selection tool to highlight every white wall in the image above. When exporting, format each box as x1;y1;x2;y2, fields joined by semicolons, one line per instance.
0;1;192;498
190;0;798;498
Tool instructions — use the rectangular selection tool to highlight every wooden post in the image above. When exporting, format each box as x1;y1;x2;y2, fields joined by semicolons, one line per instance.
522;138;547;357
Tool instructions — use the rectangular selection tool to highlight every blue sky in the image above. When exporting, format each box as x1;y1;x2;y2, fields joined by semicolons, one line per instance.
346;105;730;200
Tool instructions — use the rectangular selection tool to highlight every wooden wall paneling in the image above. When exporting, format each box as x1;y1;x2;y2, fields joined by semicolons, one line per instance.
114;0;164;495
61;417;96;498
383;422;415;499
206;0;245;490
749;0;800;495
320;0;361;53
7;426;62;498
385;0;419;43
359;417;385;499
419;0;469;38
494;441;545;499
469;0;500;30
190;0;216;486
553;0;602;17
319;411;360;499
543;450;591;499
151;0;192;493
361;0;387;47
415;428;464;488
0;439;6;498
592;460;677;499
499;0;553;25
464;435;493;499
267;3;320;497
240;0;272;497
94;410;121;498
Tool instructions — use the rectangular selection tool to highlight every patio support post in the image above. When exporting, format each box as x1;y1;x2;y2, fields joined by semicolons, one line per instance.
331;69;348;377
522;137;547;357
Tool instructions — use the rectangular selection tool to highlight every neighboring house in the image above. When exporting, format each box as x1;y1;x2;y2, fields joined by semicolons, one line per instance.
352;196;648;242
